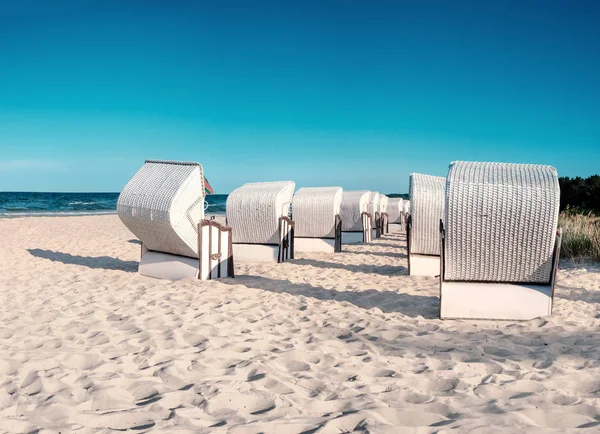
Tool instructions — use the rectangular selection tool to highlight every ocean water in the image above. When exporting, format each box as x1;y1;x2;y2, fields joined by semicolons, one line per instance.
0;192;228;217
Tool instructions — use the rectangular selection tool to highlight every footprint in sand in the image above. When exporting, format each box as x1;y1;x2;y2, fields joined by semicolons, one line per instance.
71;411;155;430
370;408;450;428
264;379;294;395
402;391;434;404
0;359;18;376
87;387;136;412
518;410;597;429
550;393;581;406
275;359;311;372
20;371;42;395
129;383;160;402
210;392;276;416
358;366;396;378
62;353;102;370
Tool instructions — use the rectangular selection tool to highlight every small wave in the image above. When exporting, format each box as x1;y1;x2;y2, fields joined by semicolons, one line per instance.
68;201;96;205
0;210;117;218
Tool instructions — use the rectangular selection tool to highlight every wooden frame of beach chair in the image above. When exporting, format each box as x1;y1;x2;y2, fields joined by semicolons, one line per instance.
368;192;382;240
400;200;410;234
118;160;234;281
380;212;389;235
439;161;562;320
278;216;295;262
340;190;372;244
407;173;446;276
379;195;389;235
198;220;234;279
362;212;373;242
226;181;296;263
292;187;343;254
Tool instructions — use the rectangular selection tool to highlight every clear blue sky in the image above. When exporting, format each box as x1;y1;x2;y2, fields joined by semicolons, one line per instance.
1;0;599;193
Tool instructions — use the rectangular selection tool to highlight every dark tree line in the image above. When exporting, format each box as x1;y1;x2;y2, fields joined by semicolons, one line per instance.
390;175;599;214
559;175;600;214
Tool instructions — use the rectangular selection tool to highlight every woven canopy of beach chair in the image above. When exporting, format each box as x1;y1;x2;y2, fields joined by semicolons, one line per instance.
409;173;446;256
117;160;206;259
226;181;295;244
368;192;380;219
403;200;410;214
340;190;370;232
445;161;560;283
292;187;342;238
387;198;403;223
379;195;389;213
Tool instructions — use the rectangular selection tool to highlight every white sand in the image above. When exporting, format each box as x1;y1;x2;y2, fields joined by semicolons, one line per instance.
0;215;599;433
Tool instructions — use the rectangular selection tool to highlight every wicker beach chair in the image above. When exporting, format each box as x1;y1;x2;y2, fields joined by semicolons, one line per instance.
403;200;410;214
386;198;404;234
340;190;372;244
368;192;382;239
440;161;562;320
226;181;295;262
292;187;343;253
117;160;233;280
407;174;446;276
379;195;390;235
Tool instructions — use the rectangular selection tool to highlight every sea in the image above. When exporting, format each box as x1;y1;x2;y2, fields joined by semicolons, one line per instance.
0;192;228;218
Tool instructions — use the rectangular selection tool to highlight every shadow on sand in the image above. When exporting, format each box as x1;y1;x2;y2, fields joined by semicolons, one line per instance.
291;258;407;276
341;250;407;259
28;249;138;272
229;274;439;319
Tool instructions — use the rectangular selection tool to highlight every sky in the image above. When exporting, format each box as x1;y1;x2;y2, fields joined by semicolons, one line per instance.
1;0;599;194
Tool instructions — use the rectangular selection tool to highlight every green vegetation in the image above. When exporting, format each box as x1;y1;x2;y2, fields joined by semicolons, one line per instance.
559;211;600;262
557;175;600;262
559;175;600;215
387;193;409;199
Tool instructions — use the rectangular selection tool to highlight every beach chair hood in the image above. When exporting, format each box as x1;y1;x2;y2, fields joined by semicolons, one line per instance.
117;160;206;259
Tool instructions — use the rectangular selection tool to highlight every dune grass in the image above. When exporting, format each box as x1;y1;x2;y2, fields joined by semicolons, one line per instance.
559;211;600;262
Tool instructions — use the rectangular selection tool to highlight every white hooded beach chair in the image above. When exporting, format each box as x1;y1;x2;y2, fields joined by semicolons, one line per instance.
386;198;404;234
407;174;445;276
292;187;343;253
368;192;382;239
379;195;390;235
226;181;295;263
403;200;410;214
440;161;562;320
340;190;372;244
117;160;233;281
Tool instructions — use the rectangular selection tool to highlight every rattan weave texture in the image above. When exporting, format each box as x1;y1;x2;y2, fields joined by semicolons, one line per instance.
444;161;560;283
226;181;295;244
117;160;205;258
293;187;343;238
409;173;446;255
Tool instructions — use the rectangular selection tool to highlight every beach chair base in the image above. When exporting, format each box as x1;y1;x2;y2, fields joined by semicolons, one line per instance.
439;227;562;321
295;238;336;253
138;220;234;281
342;232;365;244
440;281;553;320
232;215;295;263
139;250;199;280
232;244;282;262
387;223;402;234
409;254;440;276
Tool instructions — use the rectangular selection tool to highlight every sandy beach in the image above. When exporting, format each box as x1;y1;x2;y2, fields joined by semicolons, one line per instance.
0;214;599;433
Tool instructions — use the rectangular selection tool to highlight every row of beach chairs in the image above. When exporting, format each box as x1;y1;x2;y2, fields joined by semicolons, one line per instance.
117;160;407;279
117;159;562;321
